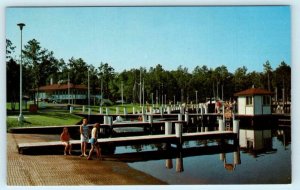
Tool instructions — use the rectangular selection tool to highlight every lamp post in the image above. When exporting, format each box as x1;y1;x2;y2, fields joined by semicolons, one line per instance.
195;90;198;105
17;23;25;123
88;66;90;109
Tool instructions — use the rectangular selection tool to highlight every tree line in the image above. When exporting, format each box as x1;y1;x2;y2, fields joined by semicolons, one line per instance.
6;38;291;107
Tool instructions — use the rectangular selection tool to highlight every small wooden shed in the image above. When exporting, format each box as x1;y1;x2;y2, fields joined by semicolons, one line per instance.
234;87;273;116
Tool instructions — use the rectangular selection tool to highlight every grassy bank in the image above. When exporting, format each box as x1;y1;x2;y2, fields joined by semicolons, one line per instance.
6;102;153;129
7;111;83;129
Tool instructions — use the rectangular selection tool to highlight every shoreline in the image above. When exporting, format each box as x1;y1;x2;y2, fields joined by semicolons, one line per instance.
7;133;166;185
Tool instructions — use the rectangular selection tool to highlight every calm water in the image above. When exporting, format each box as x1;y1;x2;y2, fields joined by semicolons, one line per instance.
114;127;291;184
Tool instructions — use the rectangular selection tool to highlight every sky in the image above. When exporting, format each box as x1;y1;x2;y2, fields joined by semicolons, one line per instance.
5;6;291;73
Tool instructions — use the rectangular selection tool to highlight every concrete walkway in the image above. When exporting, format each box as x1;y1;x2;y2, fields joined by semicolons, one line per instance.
7;133;165;185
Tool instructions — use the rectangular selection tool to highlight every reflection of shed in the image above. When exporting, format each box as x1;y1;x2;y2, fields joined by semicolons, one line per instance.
239;129;272;150
234;87;273;116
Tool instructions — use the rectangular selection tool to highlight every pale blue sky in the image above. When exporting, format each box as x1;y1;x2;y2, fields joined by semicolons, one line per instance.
6;6;290;73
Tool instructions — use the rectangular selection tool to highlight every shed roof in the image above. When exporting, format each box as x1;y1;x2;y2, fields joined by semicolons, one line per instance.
234;88;274;96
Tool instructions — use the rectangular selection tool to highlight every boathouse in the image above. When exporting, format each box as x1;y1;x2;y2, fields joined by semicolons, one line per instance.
234;87;273;116
37;83;99;104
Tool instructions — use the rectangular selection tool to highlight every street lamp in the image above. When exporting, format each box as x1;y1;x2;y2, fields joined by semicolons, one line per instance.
195;90;198;105
17;23;25;123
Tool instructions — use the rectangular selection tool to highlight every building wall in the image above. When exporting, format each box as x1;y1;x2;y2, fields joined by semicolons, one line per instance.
254;96;262;115
238;96;246;115
238;95;271;115
238;96;254;115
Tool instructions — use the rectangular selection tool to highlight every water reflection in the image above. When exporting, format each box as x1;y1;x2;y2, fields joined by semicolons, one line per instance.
119;126;291;184
239;128;277;157
109;126;290;176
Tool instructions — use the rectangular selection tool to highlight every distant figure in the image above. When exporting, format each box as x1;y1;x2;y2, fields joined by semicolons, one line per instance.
87;123;101;160
215;101;222;113
80;118;89;157
60;127;72;155
138;115;143;121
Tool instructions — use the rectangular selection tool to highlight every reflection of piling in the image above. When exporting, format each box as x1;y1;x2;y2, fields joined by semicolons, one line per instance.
166;159;173;169
106;107;110;115
220;152;225;161
88;108;91;115
123;107;127;115
234;149;241;165
176;153;184;172
82;105;85;113
132;107;136;114
116;107;119;114
99;107;103;114
69;106;73;113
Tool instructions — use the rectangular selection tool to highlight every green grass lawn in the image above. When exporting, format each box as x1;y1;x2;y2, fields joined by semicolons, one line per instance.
6;102;158;129
7;111;83;129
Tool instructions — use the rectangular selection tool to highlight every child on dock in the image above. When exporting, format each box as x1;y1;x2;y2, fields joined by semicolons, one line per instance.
80;118;89;157
60;127;72;155
87;123;101;160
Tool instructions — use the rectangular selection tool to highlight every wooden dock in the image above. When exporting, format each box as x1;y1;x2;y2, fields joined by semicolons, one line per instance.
17;131;237;154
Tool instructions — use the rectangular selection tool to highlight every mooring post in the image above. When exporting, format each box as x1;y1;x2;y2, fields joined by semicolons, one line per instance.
106;107;110;115
185;112;189;124
108;116;113;137
103;115;108;125
167;106;171;114
160;106;163;116
123;107;127;115
178;113;182;121
99;107;103;114
132;107;135;114
142;114;147;122
88;108;91;115
116;107;119;114
165;121;172;135
149;106;153;114
148;115;153;124
82;105;85;113
175;123;183;145
218;118;225;131
69;106;73;114
233;119;240;139
180;106;184;114
204;104;208;114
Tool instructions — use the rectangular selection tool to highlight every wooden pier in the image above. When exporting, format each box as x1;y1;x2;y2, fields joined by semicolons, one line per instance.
17;131;237;154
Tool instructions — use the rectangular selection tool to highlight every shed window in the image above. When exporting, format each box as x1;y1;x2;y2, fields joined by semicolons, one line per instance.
263;96;271;105
246;96;253;105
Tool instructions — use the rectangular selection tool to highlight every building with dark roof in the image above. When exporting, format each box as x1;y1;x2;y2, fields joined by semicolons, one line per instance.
234;87;273;116
37;83;99;104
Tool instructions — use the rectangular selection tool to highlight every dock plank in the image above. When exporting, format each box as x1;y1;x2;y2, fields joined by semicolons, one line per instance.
17;131;236;153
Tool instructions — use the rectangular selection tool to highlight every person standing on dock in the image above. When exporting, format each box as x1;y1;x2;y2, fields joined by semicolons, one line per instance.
87;123;101;160
60;127;72;155
80;118;89;157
